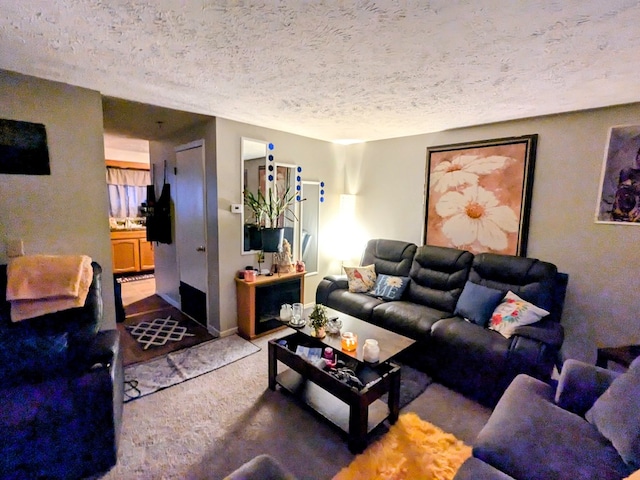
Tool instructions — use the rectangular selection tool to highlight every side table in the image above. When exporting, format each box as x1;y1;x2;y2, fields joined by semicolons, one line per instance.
596;345;640;369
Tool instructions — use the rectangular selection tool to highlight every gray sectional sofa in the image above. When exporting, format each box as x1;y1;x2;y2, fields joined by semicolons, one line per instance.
316;238;568;405
455;358;640;479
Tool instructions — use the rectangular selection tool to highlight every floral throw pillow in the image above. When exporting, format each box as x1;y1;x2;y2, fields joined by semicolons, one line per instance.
488;291;549;338
368;274;410;301
343;265;377;293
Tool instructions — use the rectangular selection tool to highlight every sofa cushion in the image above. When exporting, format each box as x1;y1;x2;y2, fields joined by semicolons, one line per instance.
371;301;449;340
474;374;631;480
361;239;417;277
488;291;549;338
468;253;557;315
343;265;376;293
406;245;474;312
454;281;504;327
325;290;385;321
368;274;410;301
586;357;640;470
0;330;68;384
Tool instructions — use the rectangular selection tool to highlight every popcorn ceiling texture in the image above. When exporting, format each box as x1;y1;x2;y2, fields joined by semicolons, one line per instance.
1;1;639;141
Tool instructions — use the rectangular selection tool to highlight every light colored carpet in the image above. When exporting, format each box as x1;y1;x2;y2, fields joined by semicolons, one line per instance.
99;329;491;480
333;412;471;480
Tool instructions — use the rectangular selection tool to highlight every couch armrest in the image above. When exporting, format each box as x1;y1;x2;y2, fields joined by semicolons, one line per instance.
555;359;620;416
511;319;564;348
83;329;120;369
315;275;348;305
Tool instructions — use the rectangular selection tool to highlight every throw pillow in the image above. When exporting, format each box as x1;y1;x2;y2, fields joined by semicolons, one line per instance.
586;357;640;470
488;291;549;338
343;265;377;293
367;274;410;301
454;281;505;327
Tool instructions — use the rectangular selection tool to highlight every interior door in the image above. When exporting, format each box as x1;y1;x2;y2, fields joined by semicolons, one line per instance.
175;141;208;324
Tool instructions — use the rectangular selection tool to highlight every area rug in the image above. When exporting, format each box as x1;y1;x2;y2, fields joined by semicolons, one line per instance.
116;273;155;283
385;363;432;410
126;315;195;350
333;412;471;480
124;335;260;402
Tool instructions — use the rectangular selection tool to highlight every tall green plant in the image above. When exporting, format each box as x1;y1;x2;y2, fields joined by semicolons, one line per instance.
244;185;299;228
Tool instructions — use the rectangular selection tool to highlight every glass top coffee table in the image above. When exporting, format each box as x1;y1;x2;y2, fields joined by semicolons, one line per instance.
268;307;415;453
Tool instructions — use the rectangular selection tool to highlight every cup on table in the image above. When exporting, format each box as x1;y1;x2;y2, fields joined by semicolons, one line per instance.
341;331;358;352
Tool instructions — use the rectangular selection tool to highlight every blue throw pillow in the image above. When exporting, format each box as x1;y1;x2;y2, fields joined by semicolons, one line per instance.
367;274;410;301
454;281;505;327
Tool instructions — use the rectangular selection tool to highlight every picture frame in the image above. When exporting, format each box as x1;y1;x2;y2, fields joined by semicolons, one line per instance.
424;134;538;256
595;124;640;225
0;118;50;175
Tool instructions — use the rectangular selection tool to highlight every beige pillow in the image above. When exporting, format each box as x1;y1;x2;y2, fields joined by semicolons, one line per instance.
343;265;377;293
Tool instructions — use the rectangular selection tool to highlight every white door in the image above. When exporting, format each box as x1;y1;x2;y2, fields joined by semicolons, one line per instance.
175;141;207;322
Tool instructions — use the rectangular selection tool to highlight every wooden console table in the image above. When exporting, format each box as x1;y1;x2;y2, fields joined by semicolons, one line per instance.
235;271;305;340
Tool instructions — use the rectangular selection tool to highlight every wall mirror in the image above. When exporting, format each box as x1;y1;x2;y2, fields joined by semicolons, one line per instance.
273;161;300;262
301;181;320;275
241;137;267;255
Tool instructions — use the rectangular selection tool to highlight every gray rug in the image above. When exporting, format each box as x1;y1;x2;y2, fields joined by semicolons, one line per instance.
123;335;261;402
387;363;433;409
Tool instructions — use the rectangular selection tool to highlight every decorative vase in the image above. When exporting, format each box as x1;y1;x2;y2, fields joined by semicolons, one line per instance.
313;326;326;339
363;339;380;363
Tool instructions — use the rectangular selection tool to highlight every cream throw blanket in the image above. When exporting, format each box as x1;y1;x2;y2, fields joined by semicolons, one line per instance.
6;254;93;322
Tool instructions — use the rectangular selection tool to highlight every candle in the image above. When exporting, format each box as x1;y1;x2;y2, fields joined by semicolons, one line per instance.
341;331;357;352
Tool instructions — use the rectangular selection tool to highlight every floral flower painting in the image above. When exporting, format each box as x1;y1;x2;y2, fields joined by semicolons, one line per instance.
425;136;538;256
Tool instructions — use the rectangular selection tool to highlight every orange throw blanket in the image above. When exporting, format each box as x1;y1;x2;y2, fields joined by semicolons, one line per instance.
7;255;93;322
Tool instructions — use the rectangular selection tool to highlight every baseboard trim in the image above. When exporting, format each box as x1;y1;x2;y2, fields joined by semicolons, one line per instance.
157;292;180;309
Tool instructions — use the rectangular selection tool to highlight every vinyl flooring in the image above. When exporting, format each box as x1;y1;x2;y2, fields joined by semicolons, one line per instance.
117;279;215;366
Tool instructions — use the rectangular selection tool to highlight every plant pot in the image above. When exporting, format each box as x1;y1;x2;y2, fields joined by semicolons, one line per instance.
246;224;263;250
261;228;284;253
312;327;326;339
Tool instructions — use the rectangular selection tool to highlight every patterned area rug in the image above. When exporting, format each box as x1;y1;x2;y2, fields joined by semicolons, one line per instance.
333;412;471;480
124;335;260;402
117;273;155;283
126;315;195;350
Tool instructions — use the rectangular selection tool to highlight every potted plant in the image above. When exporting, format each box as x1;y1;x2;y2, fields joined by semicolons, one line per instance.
243;189;266;250
244;185;299;252
309;303;329;338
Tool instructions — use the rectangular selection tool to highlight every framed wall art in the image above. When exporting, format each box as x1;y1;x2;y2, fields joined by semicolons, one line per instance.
424;134;538;256
595;124;640;224
0;118;50;175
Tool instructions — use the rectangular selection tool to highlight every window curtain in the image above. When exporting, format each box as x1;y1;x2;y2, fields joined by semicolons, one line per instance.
107;167;151;218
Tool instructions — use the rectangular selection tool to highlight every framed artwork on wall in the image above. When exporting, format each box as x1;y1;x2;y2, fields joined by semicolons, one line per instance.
424;134;538;256
0;118;50;175
595;124;640;225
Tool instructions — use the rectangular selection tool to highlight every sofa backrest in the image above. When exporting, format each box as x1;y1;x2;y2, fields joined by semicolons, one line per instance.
361;239;417;277
468;253;561;321
406;245;474;312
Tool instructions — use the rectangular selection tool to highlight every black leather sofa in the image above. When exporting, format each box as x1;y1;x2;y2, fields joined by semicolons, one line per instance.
316;239;568;405
0;262;123;479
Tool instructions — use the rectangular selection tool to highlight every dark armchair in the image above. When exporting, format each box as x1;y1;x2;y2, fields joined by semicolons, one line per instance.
0;262;123;479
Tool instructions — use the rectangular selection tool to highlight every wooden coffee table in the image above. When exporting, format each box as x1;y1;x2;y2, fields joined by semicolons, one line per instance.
268;308;415;453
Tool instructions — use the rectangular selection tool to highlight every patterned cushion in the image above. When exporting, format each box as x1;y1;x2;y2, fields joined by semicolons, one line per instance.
344;264;377;293
454;281;505;327
368;274;410;301
488;291;549;338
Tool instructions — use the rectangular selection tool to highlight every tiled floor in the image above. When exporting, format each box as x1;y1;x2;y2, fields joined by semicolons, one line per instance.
118;279;215;366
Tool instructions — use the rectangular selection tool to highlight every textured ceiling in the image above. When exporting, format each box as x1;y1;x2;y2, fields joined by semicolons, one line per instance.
2;1;640;142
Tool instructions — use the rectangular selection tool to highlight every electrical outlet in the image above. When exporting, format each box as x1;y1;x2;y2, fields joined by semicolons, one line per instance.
7;239;24;257
231;204;242;213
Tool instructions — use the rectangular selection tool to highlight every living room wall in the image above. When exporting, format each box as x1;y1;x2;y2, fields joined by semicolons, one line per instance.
346;104;640;361
215;118;345;334
0;70;116;329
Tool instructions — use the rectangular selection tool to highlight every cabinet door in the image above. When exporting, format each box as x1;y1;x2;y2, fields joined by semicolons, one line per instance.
139;240;155;271
112;239;140;273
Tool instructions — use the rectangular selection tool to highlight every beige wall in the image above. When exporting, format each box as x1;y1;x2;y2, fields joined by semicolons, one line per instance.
347;104;640;361
0;71;116;329
215;118;345;334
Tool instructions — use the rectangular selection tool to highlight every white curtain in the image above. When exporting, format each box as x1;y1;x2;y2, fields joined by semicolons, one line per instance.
107;168;150;218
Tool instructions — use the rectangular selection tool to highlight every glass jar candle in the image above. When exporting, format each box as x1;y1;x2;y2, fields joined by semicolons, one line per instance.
341;331;358;352
363;339;380;363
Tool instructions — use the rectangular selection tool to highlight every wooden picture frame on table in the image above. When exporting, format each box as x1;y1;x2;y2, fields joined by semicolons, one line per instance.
424;134;538;256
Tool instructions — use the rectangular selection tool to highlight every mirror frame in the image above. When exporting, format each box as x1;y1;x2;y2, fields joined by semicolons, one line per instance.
301;180;320;276
241;137;268;256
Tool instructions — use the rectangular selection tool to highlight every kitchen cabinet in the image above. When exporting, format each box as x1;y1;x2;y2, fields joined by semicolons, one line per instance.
111;230;154;273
